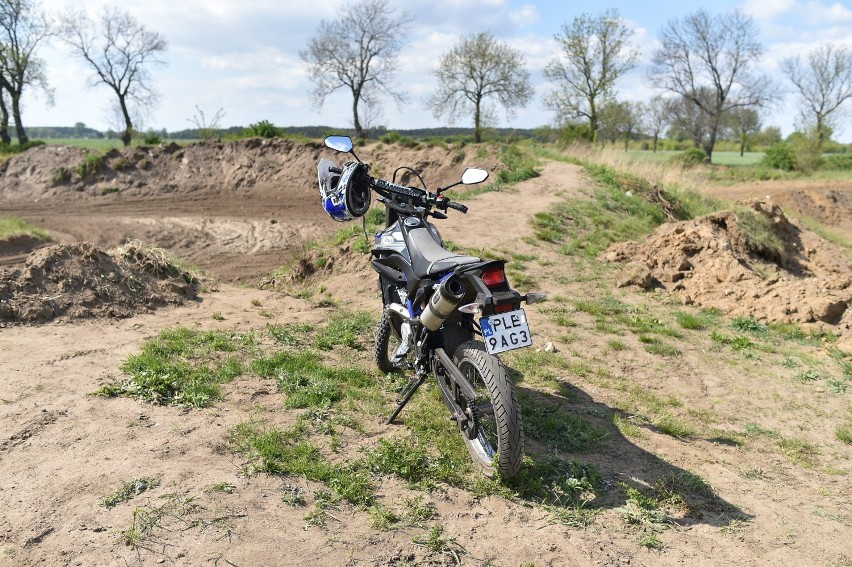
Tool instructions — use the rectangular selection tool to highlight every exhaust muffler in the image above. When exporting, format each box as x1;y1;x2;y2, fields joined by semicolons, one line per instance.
420;277;466;331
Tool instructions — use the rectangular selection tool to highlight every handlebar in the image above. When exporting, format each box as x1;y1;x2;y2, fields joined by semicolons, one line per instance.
371;176;467;215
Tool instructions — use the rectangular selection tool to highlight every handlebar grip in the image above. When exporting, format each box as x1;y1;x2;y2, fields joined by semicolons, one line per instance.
373;178;427;201
447;201;468;214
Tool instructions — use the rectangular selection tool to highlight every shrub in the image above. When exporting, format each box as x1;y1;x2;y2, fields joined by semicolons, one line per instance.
669;147;707;167
761;143;796;171
247;120;280;138
821;153;852;171
0;140;46;154
143;133;161;145
75;153;104;178
379;130;418;147
53;167;71;185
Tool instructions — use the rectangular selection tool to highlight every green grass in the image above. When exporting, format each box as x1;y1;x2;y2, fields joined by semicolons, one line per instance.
100;477;160;508
228;421;374;506
0;217;50;240
95;327;251;407
675;309;720;330
837;426;852;445
624;150;765;166
777;437;819;467
521;397;609;453
315;310;375;350
251;350;374;410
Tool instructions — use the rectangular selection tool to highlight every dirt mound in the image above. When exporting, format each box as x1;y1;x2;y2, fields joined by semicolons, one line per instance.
0;241;199;324
0;138;501;204
604;201;852;332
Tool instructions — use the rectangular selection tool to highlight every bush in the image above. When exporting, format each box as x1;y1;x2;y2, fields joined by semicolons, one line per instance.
247;120;280;138
0;140;46;154
378;130;418;148
761;143;796;171
821;153;852;171
143;133;161;145
75;153;104;178
669;147;707;167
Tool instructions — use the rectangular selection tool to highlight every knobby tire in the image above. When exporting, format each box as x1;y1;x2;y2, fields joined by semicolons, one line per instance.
453;340;523;479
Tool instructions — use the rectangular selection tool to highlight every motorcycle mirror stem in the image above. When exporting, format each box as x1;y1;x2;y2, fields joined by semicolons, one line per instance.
438;167;489;194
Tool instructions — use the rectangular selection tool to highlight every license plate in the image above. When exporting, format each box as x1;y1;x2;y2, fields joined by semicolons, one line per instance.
480;309;533;355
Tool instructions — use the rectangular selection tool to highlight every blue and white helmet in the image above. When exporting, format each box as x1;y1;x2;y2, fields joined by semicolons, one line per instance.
317;159;371;222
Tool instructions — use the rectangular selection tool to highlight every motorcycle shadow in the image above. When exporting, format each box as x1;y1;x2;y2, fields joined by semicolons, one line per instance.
508;374;751;530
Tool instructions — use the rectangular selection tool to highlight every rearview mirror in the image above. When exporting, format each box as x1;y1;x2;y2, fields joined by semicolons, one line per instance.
461;167;488;185
325;136;353;153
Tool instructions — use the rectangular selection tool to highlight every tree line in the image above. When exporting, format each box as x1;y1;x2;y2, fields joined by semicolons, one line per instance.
303;1;852;163
2;0;851;160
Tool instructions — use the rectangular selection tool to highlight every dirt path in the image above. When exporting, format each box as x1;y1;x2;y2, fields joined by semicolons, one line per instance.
2;153;851;566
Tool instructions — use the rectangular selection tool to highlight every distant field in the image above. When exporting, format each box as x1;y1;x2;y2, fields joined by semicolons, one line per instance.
625;150;765;165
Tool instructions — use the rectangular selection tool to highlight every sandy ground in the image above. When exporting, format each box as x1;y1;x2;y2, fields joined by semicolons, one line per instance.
1;144;851;566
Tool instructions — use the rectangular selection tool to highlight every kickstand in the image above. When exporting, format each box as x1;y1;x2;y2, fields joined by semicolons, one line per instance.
386;374;426;424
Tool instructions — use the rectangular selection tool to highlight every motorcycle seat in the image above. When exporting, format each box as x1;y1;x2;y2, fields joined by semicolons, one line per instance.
408;227;480;277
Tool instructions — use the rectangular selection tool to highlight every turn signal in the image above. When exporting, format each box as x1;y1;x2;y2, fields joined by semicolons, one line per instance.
524;293;547;304
458;302;482;315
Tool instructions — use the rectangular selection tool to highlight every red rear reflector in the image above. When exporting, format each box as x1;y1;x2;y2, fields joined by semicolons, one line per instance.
495;303;514;314
482;267;507;289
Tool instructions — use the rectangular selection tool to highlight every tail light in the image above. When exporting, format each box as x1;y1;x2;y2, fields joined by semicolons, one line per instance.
481;265;508;290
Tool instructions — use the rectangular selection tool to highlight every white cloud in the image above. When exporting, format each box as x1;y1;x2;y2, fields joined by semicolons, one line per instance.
743;0;797;21
509;4;539;28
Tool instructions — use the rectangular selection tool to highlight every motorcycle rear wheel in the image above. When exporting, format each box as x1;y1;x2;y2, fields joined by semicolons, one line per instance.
453;340;523;479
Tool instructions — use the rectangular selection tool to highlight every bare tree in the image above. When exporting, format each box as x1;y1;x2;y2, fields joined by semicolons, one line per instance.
301;0;412;139
649;9;774;162
426;32;533;143
726;107;761;156
60;6;167;147
645;95;669;152
544;9;639;143
781;43;852;147
0;0;52;145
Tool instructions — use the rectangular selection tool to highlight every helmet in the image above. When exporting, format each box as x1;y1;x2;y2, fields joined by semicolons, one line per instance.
317;159;371;222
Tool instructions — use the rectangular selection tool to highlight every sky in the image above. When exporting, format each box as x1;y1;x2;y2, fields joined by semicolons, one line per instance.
23;0;852;142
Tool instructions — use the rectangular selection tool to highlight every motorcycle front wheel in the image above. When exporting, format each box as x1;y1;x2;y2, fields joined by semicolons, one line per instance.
453;340;523;479
375;308;408;374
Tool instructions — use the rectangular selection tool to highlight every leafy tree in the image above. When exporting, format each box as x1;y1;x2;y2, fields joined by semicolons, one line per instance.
0;0;52;145
598;100;644;151
544;9;639;143
300;0;412;139
781;43;852;147
60;6;167;147
725;108;761;156
664;91;715;151
426;32;533;143
649;9;774;162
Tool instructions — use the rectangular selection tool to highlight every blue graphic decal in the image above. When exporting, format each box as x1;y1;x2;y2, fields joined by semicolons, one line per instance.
480;317;494;338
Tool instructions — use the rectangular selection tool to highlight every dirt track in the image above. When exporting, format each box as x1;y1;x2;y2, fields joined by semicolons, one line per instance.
1;142;851;566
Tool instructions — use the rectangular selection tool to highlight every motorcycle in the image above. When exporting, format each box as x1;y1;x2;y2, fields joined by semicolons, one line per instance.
317;135;544;479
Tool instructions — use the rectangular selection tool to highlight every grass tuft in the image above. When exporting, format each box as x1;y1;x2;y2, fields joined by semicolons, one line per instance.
95;327;250;407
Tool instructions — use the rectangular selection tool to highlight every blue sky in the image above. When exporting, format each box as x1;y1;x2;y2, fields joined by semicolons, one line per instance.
28;0;852;141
